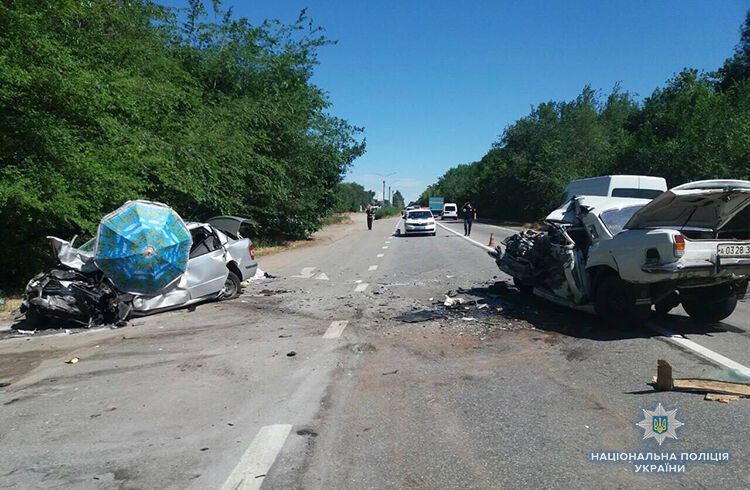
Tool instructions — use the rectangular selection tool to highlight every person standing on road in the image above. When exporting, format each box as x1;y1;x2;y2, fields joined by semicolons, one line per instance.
366;204;375;231
462;202;476;236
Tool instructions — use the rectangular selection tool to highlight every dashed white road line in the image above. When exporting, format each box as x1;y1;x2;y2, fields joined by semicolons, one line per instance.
647;321;750;377
368;265;378;271
220;424;292;490
436;222;493;252
323;320;349;339
382;246;389;249
354;283;369;292
377;253;384;258
440;220;750;378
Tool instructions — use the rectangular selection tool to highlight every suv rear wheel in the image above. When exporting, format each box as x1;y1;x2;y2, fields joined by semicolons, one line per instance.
682;286;737;323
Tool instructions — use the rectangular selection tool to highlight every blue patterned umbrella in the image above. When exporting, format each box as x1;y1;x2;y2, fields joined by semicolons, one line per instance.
94;200;192;294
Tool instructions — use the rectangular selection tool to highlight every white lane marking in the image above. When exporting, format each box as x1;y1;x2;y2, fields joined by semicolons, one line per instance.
323;320;349;339
354;283;369;292
292;267;316;279
382;246;389;249
385;241;391;244
377;253;385;258
368;265;378;271
221;424;292;490
355;279;362;284
314;272;329;281
647;321;750;377
436;222;494;252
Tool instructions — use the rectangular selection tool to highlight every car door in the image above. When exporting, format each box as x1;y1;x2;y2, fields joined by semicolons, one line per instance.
185;226;229;299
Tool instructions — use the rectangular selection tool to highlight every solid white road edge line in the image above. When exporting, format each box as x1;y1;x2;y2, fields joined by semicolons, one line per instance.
220;424;292;490
368;265;378;271
436;222;494;252
439;222;750;378
354;283;369;292
647;321;750;377
323;320;349;339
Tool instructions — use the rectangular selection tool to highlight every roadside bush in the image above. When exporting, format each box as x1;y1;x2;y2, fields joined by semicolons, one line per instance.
374;206;401;219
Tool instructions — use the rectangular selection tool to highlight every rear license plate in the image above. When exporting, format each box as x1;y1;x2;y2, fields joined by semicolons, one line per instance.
415;226;425;230
717;243;750;257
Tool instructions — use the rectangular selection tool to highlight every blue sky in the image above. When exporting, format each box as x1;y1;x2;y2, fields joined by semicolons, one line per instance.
168;1;749;202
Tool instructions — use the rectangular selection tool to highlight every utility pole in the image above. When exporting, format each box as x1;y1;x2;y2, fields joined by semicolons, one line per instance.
388;186;391;205
382;180;386;206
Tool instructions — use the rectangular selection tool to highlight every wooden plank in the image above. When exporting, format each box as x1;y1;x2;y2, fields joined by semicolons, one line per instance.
672;379;750;396
705;393;741;403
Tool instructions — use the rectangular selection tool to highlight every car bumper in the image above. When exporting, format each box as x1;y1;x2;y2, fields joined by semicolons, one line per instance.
640;258;750;287
405;225;435;234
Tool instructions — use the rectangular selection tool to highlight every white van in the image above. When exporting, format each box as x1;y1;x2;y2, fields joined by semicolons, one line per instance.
442;203;458;220
560;175;667;204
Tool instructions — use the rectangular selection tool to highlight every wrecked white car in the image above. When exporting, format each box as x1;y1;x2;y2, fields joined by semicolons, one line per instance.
22;217;258;327
490;180;750;327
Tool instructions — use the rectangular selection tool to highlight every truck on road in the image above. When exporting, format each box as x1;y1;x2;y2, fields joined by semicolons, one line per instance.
428;197;445;217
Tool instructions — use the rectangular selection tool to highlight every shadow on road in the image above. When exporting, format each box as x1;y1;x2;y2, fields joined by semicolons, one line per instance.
456;280;739;342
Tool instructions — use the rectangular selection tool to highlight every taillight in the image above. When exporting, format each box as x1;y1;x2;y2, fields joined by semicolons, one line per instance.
249;243;256;260
673;234;686;257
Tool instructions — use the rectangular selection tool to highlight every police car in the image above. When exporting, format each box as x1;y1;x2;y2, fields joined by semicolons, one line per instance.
403;208;436;236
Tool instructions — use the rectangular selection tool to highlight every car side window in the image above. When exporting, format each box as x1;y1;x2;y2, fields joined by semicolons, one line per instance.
189;228;222;259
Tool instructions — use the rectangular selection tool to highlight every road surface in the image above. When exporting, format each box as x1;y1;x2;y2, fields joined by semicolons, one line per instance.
1;215;749;489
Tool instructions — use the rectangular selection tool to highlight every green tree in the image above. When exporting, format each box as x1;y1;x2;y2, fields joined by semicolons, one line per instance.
391;190;405;209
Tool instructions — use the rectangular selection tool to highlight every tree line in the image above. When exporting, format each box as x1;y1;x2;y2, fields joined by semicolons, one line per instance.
0;1;365;289
420;11;750;223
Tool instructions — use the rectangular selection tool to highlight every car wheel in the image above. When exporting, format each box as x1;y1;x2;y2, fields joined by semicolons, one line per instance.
513;277;534;296
682;292;737;323
594;275;649;329
222;271;242;300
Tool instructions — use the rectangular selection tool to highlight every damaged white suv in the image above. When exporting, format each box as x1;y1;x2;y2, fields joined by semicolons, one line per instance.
490;180;750;327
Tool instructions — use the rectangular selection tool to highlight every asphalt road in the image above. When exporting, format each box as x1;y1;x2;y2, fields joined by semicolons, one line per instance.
1;215;749;489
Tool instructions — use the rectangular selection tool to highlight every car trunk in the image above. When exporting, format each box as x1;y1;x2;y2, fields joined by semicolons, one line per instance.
625;180;750;239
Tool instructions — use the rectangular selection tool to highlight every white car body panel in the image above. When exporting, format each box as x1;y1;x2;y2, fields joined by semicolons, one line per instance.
560;175;667;204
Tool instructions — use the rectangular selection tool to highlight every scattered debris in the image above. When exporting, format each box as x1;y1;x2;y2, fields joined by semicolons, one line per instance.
278;334;292;338
705;393;740;403
296;428;318;437
286;351;296;357
652;360;750;401
382;369;399;376
395;310;445;323
65;357;80;364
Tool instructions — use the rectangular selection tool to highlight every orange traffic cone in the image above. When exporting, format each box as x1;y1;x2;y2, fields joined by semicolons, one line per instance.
488;233;496;248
